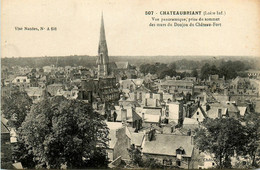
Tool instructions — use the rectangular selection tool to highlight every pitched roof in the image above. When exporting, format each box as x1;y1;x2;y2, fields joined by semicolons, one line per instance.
211;102;239;113
207;107;228;119
183;118;199;125
135;85;151;93
238;106;247;116
114;108;142;122
135;107;161;115
131;133;145;147
142;114;160;123
106;122;124;149
1;122;10;134
191;105;208;118
142;134;194;157
160;80;193;86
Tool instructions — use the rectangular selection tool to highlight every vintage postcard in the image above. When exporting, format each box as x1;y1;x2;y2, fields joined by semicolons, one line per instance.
1;0;260;169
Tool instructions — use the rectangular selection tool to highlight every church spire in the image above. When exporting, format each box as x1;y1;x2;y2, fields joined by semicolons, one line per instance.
97;12;109;77
99;12;106;46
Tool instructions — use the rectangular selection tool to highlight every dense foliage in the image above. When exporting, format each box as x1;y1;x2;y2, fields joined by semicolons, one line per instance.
1;87;33;130
194;117;258;168
242;111;260;167
139;60;251;80
18;96;109;169
201;60;250;80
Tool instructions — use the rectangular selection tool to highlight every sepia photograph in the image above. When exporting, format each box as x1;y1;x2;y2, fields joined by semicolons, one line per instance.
1;0;260;169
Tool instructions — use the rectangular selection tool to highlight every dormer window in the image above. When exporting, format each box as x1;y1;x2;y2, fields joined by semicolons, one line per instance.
176;147;185;155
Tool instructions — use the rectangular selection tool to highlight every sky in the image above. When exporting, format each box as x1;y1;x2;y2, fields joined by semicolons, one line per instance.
1;0;260;58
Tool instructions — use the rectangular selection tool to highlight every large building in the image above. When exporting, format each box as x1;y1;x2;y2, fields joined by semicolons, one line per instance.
79;14;119;105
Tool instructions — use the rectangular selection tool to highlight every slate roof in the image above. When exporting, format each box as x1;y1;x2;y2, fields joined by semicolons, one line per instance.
114;108;142;123
131;133;145;147
106;122;124;149
183;118;199;125
211;102;239;113
207;107;228;119
160;80;193;86
1;122;10;134
142;114;160;123
191;105;208;118
135;107;161;115
142;134;194;157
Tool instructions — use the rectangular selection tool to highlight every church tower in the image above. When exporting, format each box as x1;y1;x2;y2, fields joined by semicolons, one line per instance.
97;13;109;78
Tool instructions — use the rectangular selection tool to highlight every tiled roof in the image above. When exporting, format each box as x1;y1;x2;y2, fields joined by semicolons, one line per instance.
142;134;194;157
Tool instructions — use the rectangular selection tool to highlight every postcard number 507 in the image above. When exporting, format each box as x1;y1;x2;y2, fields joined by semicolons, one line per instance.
145;11;154;15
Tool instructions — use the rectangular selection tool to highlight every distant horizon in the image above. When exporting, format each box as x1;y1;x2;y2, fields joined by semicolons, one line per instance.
2;54;259;59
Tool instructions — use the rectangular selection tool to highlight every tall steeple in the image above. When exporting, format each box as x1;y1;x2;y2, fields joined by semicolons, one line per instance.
97;12;109;77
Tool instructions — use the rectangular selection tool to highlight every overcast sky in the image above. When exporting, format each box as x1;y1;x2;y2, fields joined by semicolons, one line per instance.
2;0;260;58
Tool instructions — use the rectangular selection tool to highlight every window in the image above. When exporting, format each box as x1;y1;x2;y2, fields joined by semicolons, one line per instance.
197;112;199;115
163;159;172;166
176;160;181;166
212;163;215;166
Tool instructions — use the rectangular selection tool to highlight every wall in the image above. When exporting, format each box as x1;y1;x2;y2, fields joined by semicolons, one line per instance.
142;153;192;169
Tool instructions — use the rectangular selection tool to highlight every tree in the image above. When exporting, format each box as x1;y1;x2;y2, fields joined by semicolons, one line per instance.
142;158;164;169
18;96;109;169
200;63;211;80
194;118;249;168
243;111;260;167
191;68;198;78
128;144;142;166
1;88;33;130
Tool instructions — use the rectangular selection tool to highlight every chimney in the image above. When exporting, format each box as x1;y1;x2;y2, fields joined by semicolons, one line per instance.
121;108;127;122
134;92;137;101
145;132;149;141
154;99;157;107
218;108;222;118
224;89;228;95
187;129;191;136
206;104;210;111
203;92;207;103
113;111;117;122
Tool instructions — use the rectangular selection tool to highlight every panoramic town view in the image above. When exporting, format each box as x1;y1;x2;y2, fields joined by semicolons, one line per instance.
1;14;260;169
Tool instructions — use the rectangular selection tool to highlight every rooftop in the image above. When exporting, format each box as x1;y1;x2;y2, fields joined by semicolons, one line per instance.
142;134;194;157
